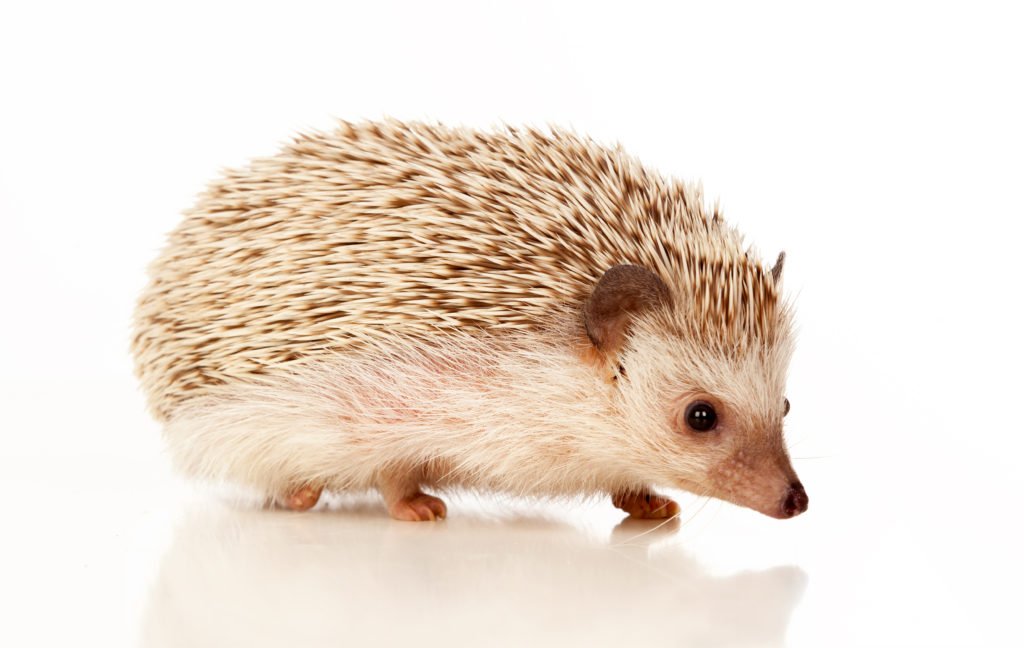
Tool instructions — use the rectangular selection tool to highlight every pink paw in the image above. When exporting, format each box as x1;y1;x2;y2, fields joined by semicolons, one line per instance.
612;491;680;519
282;485;323;511
388;493;448;522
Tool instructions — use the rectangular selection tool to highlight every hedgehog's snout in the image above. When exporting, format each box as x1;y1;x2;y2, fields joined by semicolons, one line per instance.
780;481;809;518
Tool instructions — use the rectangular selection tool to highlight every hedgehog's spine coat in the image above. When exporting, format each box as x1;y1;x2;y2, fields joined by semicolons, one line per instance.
132;121;781;423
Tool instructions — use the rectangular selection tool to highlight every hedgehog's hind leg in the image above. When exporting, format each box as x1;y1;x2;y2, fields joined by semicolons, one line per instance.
279;485;324;511
612;490;680;519
378;469;447;522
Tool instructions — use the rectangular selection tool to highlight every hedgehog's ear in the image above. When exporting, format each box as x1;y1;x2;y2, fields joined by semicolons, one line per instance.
584;264;670;353
771;252;786;284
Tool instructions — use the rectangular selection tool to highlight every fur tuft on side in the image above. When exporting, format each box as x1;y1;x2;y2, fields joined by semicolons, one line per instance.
163;314;708;500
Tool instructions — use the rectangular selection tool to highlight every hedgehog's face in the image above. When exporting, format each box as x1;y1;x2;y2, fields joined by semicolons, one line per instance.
657;345;804;520
584;263;807;520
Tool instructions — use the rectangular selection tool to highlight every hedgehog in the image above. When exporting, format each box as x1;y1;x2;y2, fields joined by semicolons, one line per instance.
132;120;807;522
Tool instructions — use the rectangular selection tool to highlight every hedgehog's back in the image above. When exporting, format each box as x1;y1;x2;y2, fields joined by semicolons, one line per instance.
132;121;747;420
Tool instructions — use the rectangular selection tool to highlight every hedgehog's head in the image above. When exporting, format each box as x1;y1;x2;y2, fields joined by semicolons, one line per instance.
583;258;806;519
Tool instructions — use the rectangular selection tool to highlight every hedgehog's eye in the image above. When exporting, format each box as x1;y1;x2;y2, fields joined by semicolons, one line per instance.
784;398;791;416
684;401;717;432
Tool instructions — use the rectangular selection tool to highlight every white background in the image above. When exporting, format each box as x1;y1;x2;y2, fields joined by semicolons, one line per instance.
2;1;1022;646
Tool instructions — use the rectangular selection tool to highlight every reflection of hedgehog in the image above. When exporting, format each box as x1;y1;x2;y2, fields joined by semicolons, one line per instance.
132;120;807;521
141;505;807;647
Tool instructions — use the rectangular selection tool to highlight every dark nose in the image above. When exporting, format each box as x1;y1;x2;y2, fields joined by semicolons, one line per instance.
781;481;809;518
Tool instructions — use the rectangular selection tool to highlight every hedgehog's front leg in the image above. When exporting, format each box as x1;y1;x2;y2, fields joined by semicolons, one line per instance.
612;490;680;519
379;470;447;522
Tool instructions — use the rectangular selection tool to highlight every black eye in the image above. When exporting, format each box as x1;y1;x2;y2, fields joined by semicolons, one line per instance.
685;401;718;432
784;398;791;416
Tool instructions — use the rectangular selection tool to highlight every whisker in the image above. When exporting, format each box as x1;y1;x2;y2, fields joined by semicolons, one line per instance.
611;485;716;546
677;491;714;529
611;511;683;546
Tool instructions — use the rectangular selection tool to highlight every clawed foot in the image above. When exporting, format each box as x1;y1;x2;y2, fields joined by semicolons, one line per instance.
388;492;448;522
282;485;323;511
612;491;680;519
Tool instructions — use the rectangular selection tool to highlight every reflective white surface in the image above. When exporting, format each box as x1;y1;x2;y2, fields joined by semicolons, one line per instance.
141;503;806;647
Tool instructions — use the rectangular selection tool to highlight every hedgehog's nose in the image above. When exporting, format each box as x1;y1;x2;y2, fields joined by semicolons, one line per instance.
781;481;808;518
